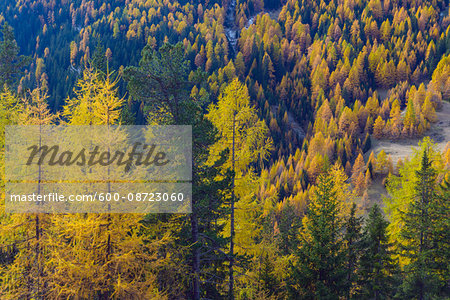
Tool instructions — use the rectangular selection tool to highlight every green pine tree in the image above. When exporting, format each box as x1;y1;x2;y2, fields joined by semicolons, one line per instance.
399;149;446;299
0;22;31;89
343;203;363;299
358;204;399;299
290;173;346;299
124;42;193;124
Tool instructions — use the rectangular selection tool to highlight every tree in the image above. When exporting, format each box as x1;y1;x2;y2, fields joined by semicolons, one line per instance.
343;203;362;299
206;78;272;299
290;173;346;299
63;67;124;125
0;87;23;149
352;153;365;183
48;69;162;299
399;149;444;299
0;22;30;89
375;150;387;174
403;98;416;136
0;88;57;299
358;204;399;299
354;171;366;196
70;41;78;66
92;42;107;74
421;96;437;123
128;41;233;299
390;100;402;138
373;116;384;139
124;43;192;124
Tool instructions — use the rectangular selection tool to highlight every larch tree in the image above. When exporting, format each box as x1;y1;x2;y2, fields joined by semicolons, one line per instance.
373;116;384;139
0;88;57;299
0;88;23;293
206;78;272;299
403;98;416;136
46;69;163;299
421;96;437;123
352;153;365;183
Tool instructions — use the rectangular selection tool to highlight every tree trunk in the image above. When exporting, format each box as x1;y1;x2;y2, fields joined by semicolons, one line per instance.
228;110;236;300
191;208;200;299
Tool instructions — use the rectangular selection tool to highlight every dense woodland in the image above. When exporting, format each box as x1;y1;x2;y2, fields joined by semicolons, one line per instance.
0;0;449;298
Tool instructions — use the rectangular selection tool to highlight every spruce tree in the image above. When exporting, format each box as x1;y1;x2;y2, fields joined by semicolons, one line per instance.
399;149;444;299
126;42;232;298
290;173;346;299
91;42;107;74
358;204;399;299
124;42;192;124
0;22;30;89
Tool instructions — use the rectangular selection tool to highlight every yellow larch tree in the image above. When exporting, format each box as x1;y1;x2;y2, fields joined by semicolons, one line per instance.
0;88;57;299
44;68;165;299
206;78;272;297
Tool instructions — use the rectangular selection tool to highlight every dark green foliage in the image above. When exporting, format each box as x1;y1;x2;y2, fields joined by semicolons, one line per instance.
399;149;448;299
124;42;193;125
289;174;346;299
0;0;448;298
275;201;301;256
127;45;231;298
91;42;107;74
191;115;232;299
343;203;363;299
358;204;399;299
0;23;30;89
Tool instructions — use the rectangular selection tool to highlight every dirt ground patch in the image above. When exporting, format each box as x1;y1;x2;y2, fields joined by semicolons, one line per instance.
362;101;450;210
366;101;450;164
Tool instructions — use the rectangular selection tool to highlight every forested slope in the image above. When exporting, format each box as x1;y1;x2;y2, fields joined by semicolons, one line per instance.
0;0;449;298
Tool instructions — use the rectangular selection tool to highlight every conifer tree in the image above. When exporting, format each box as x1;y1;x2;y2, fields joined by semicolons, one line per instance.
49;70;161;299
290;173;346;299
0;22;30;89
206;78;272;299
358;204;399;299
0;88;56;299
373;116;384;139
124;42;192;124
343;203;363;299
421;96;437;123
92;42;107;74
403;98;416;136
399;149;444;299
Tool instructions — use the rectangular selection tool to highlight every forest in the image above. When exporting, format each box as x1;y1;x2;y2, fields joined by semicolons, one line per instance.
0;0;449;298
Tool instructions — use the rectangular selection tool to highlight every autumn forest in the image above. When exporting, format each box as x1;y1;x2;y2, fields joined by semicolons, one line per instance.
0;0;449;299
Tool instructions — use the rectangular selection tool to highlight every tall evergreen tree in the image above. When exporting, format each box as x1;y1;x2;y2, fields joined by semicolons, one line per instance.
290;173;346;299
124;42;193;124
358;204;399;299
343;203;362;299
399;149;446;299
126;41;232;299
206;78;272;299
91;42;107;74
0;23;30;89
